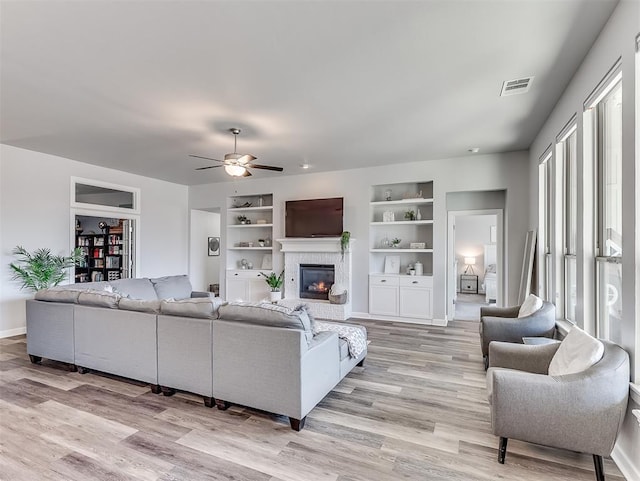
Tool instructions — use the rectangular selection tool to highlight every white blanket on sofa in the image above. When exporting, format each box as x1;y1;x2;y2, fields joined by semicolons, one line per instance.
313;321;367;358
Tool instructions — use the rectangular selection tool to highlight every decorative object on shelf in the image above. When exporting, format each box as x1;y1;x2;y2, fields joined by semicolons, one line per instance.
9;245;83;292
381;237;390;248
258;239;265;247
402;190;423;199
261;254;273;270
237;215;248;224
340;231;351;260
190;128;284;177
256;219;267;224
409;268;416;276
260;270;284;302
391;238;401;248
207;237;220;256
384;189;392;201
414;261;423;276
383;211;394;222
98;221;109;233
329;283;347;304
416;209;422;220
265;237;272;247
410;242;426;249
239;258;250;269
406;264;413;275
384;255;400;274
75;219;83;235
404;210;416;221
464;257;476;274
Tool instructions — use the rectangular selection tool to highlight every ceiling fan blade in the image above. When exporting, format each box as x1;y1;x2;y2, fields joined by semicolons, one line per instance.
237;154;257;164
246;163;284;172
242;169;252;177
195;165;224;171
189;154;225;163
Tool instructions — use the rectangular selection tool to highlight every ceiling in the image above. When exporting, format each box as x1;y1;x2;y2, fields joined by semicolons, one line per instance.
0;0;618;185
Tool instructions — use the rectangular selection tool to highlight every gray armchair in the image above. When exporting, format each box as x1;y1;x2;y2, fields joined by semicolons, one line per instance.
487;340;629;481
479;302;556;369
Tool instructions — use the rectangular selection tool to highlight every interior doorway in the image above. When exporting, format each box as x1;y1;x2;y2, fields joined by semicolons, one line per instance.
189;208;221;293
73;215;136;283
447;209;504;321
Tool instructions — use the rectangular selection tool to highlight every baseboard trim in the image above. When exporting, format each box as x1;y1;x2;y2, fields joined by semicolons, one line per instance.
612;443;640;481
350;312;447;326
0;326;26;339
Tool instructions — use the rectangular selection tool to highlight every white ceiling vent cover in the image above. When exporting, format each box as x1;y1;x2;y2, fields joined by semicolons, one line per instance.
500;77;534;96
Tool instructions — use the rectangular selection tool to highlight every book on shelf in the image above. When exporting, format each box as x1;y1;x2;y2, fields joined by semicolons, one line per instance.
92;248;104;258
93;237;105;246
105;256;120;269
91;271;104;282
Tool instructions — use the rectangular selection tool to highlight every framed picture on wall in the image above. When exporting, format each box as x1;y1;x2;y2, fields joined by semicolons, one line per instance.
208;237;220;256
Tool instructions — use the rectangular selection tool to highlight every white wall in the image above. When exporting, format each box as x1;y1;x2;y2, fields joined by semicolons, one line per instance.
0;144;189;337
189;209;221;292
528;1;639;478
455;214;496;288
190;150;530;320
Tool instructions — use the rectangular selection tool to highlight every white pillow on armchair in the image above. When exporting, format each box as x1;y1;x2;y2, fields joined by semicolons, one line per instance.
518;294;543;318
548;326;604;376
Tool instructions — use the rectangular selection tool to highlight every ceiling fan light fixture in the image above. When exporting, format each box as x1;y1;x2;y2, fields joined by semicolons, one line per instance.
225;164;247;177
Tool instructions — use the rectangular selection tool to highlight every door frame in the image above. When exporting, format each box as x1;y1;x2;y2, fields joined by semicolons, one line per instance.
447;209;504;320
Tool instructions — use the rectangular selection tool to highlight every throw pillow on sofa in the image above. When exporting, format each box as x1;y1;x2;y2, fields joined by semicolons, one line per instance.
77;290;121;309
119;298;161;313
218;302;313;342
160;297;226;319
518;294;543;318
109;278;158;300
35;287;82;303
548;326;604;376
151;275;192;300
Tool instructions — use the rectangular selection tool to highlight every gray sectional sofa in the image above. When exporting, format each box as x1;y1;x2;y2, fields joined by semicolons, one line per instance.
26;275;367;430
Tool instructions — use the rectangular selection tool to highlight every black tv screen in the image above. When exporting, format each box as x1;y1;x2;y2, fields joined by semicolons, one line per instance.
285;198;344;238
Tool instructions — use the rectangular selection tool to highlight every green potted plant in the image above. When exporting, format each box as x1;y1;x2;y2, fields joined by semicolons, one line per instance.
9;245;83;292
391;238;401;248
237;215;248;225
340;231;351;260
260;270;284;302
404;210;416;221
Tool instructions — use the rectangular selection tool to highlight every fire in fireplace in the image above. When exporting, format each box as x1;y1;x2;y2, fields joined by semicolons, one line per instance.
299;264;335;300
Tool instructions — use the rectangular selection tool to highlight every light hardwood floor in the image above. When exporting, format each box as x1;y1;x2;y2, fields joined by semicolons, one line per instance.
0;319;625;481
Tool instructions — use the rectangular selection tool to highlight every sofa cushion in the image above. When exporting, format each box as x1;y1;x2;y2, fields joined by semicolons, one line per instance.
77;290;121;309
35;288;81;303
218;302;313;342
548;326;604;376
518;294;543;318
109;278;158;300
150;275;192;300
160;297;226;319
55;281;110;291
119;298;161;313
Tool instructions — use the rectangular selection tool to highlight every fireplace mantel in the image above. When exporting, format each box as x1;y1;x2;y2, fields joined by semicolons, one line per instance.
277;238;356;253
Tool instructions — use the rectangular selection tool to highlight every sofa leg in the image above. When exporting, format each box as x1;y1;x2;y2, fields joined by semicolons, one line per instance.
289;417;306;431
68;364;78;372
28;354;42;364
215;399;230;410
161;387;176;397
77;366;90;374
593;454;605;481
150;384;161;395
357;357;365;367
498;437;508;464
203;397;214;408
484;356;489;371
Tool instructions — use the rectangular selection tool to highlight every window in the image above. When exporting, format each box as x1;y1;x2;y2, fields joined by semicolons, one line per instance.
71;177;140;214
585;64;622;341
538;150;552;302
556;122;577;322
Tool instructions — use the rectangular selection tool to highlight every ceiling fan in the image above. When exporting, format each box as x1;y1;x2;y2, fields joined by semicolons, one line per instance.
190;128;284;177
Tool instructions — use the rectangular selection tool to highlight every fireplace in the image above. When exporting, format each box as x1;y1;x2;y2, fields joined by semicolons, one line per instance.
299;264;334;300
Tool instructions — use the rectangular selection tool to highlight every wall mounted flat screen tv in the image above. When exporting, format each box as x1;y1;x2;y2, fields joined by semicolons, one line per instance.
285;197;344;238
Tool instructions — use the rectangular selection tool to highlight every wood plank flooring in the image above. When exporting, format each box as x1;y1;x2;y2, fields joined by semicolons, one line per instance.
0;319;626;480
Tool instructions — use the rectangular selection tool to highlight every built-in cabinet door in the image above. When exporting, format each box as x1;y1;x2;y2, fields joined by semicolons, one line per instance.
369;285;399;316
399;286;432;318
226;276;249;302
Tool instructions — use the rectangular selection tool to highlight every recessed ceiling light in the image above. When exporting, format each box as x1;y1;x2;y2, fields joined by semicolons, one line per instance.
300;163;310;169
468;147;480;153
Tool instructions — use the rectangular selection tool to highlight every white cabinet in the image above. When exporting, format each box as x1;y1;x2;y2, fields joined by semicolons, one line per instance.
369;274;433;321
369;275;399;316
227;194;274;271
226;270;270;303
399;276;433;319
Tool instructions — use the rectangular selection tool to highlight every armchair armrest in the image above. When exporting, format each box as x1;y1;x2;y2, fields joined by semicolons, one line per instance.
480;306;520;318
489;368;627;455
480;314;556;357
488;341;559;374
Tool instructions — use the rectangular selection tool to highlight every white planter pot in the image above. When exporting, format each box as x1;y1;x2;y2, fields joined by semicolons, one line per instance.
269;291;282;303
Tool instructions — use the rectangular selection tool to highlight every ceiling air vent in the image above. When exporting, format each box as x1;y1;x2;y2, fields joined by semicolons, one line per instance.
500;76;534;96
